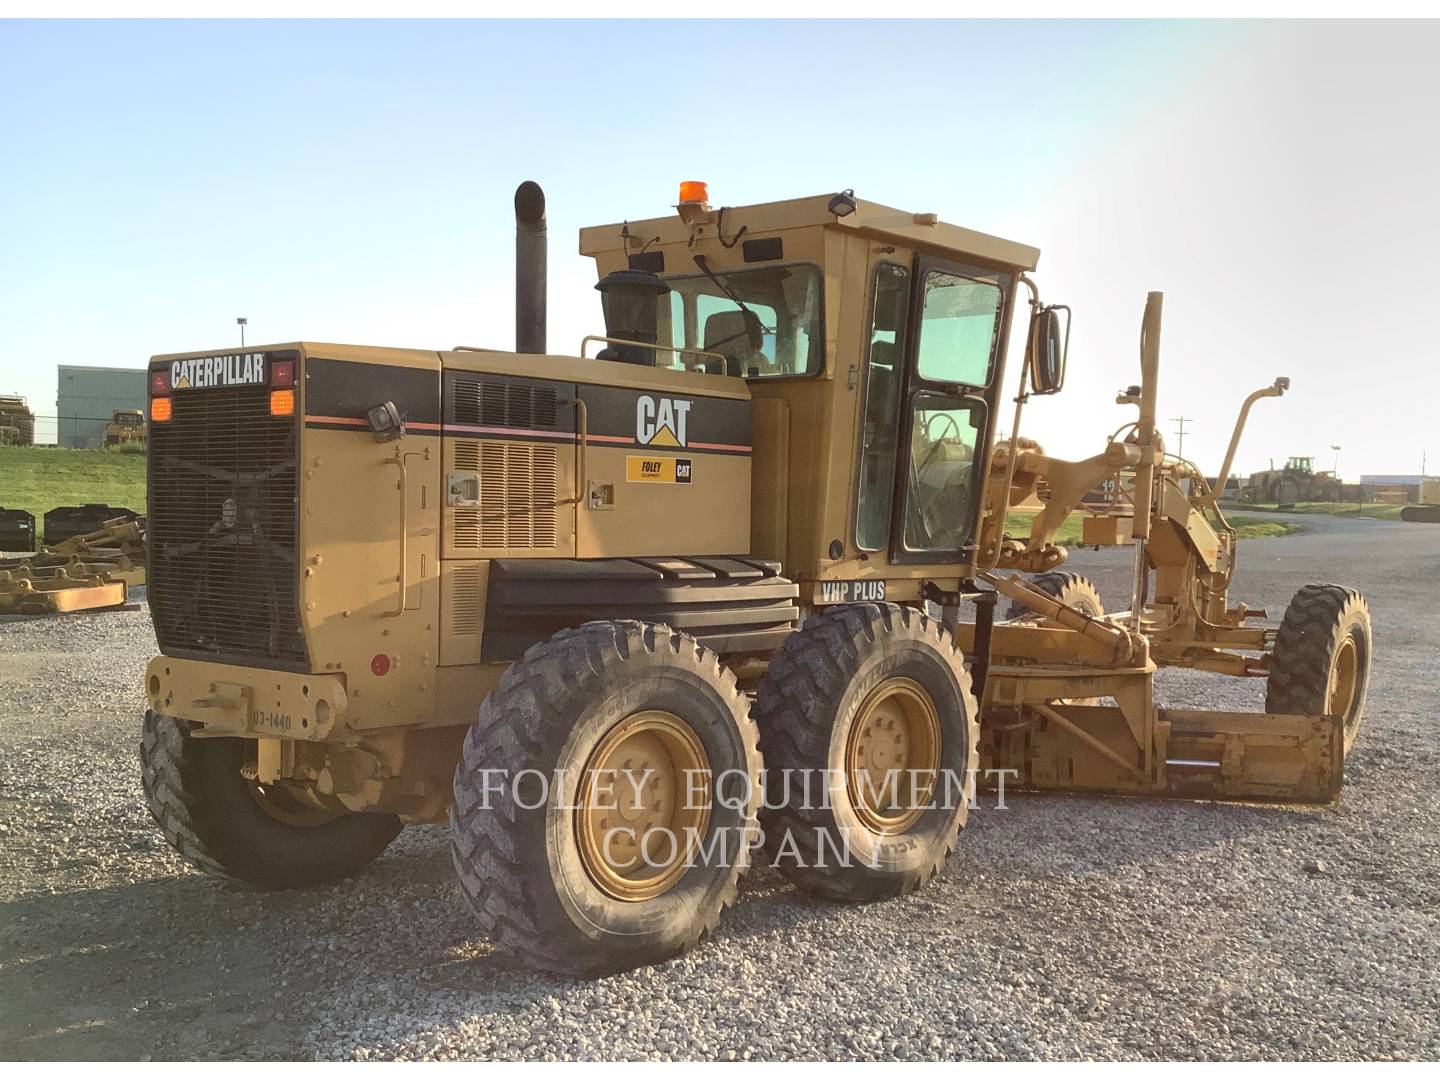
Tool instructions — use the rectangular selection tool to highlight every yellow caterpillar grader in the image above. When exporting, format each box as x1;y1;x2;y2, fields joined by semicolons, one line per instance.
140;182;1371;976
104;408;147;447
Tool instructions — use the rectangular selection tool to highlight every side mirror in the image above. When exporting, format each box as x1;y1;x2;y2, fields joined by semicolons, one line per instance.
1026;305;1070;395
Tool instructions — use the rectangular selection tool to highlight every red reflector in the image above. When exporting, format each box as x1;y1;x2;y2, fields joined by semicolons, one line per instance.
150;369;170;393
270;358;295;387
371;654;391;677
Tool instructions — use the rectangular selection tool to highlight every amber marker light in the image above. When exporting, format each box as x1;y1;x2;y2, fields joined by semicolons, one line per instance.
269;388;296;417
678;180;709;205
150;396;173;423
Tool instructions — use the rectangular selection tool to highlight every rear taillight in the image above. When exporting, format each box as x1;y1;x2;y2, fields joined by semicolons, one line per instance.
270;358;296;388
150;369;170;394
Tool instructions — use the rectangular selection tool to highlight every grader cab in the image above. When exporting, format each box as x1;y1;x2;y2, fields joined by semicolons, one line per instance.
140;182;1372;977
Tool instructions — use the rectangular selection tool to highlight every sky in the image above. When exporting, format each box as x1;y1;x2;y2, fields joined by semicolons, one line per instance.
1;19;1436;478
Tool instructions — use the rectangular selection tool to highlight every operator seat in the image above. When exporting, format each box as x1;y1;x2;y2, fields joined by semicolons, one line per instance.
702;309;769;377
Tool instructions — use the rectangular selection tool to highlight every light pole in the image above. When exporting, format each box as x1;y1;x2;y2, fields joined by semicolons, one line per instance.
237;317;247;348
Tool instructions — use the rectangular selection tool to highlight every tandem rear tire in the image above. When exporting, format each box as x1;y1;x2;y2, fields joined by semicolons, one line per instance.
450;621;762;978
139;710;403;888
753;603;979;903
1266;584;1372;755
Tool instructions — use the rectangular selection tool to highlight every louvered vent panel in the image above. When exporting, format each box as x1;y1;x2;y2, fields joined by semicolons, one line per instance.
473;441;559;551
453;440;482;471
446;563;483;635
454;379;559;430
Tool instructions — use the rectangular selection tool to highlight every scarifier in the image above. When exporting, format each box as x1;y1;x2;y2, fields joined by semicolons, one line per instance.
139;182;1372;976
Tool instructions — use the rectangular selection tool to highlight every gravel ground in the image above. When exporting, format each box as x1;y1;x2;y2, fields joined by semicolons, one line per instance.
2;513;1437;1060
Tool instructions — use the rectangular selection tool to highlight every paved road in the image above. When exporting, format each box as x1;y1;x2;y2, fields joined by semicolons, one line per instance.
2;513;1437;1060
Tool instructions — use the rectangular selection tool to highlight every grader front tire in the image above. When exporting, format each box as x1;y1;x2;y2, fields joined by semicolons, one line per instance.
139;711;403;888
1004;571;1104;623
1266;584;1373;755
450;621;761;978
753;603;978;903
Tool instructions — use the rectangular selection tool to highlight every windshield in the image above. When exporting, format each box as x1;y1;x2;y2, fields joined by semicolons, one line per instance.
657;263;823;378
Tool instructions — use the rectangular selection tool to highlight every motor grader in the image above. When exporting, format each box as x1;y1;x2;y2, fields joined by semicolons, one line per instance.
140;182;1372;976
104;408;147;447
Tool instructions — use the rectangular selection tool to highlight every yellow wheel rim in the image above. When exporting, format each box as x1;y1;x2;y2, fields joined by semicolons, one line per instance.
1329;636;1360;722
576;710;711;902
845;677;942;835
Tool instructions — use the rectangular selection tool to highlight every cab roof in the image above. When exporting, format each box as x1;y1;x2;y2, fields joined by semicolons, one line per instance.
579;192;1040;271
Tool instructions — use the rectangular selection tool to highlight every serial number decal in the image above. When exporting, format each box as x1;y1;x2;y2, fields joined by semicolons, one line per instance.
251;710;292;732
625;455;693;484
817;580;887;604
171;352;267;390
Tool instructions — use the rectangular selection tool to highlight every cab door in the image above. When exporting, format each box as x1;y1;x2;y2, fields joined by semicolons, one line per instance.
852;255;1013;564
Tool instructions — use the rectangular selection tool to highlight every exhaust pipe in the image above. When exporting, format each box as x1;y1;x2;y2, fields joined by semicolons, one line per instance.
514;180;547;354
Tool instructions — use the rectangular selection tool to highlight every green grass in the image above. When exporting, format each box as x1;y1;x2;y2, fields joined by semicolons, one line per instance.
1006;509;1300;544
0;445;147;524
1227;515;1302;539
1222;500;1407;521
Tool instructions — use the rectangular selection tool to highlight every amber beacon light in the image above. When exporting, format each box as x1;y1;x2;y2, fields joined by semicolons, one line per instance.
678;180;710;206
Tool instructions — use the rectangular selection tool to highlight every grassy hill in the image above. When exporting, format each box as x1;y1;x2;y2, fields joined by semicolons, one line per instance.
0;445;147;524
1220;500;1406;522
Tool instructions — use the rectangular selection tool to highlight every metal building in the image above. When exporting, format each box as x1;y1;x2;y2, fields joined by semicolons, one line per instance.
56;365;147;448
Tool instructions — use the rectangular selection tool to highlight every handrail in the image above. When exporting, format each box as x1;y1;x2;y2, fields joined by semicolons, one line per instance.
382;447;427;618
578;336;730;371
560;398;588;504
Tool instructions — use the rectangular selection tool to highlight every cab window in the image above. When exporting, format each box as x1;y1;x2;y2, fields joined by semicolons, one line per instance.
855;262;911;551
915;269;1004;387
902;396;984;551
659;264;823;378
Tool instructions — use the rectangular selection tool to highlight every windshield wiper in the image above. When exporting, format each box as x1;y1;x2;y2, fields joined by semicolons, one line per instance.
692;255;776;334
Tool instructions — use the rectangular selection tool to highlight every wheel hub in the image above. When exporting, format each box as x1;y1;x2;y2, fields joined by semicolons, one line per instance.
577;710;711;902
845;677;941;834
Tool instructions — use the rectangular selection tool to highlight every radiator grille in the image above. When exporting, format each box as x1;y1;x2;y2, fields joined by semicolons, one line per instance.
454;379;559;430
450;439;558;551
148;387;305;666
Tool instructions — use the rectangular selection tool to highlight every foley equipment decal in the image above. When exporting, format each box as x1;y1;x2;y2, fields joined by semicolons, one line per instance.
626;455;694;484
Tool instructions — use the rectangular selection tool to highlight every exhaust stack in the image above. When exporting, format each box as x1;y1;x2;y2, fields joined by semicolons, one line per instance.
514;181;547;354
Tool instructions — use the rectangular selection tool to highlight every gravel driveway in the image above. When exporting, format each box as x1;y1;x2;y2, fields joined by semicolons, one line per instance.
2;513;1437;1060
